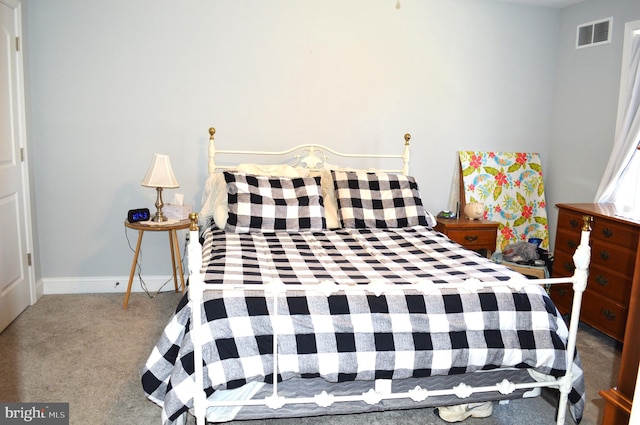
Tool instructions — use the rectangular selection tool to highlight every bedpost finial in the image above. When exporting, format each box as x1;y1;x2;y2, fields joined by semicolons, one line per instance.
189;212;199;231
404;133;411;146
209;127;216;140
582;215;592;231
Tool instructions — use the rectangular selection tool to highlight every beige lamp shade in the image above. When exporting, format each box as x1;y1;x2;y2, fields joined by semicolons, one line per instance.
141;154;179;188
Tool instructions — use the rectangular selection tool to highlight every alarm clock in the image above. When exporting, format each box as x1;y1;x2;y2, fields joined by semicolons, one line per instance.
127;208;151;223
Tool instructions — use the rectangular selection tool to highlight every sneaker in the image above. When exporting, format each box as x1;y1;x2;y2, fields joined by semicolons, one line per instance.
436;401;493;422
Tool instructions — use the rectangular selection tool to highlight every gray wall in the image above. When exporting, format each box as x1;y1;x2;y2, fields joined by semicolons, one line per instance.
20;0;637;292
547;0;640;244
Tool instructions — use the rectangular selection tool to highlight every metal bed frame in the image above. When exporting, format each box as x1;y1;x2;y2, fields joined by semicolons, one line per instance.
184;127;592;425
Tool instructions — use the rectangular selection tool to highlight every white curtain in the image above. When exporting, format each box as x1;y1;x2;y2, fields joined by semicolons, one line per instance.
595;31;640;212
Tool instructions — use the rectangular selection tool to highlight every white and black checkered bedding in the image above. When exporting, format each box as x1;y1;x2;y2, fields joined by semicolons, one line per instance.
331;170;428;228
141;224;585;425
224;172;326;233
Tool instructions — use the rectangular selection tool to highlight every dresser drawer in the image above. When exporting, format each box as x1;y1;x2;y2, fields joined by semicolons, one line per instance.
588;262;633;305
555;229;636;277
556;208;592;235
549;283;627;342
591;238;636;277
548;283;573;314
445;229;496;250
554;229;581;257
435;218;498;255
592;218;638;251
580;290;628;342
552;250;575;277
553;242;633;305
557;208;639;249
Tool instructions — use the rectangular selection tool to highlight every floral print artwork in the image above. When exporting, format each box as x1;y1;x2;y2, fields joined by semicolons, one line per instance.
459;151;549;251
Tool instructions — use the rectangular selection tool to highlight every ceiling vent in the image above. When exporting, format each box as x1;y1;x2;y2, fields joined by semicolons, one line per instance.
576;17;612;49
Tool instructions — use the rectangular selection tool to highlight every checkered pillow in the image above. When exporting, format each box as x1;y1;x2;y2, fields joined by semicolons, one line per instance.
331;170;428;228
224;172;326;233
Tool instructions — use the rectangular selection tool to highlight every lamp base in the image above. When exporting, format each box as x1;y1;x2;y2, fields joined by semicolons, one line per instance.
152;187;168;222
152;212;168;222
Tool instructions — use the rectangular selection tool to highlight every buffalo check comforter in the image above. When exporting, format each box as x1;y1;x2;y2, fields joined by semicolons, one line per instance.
141;224;585;425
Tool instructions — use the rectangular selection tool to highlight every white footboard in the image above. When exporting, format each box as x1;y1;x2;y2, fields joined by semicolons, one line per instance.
186;213;592;425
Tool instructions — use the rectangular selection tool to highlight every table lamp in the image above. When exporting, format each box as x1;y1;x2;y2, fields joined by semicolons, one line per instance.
141;153;179;222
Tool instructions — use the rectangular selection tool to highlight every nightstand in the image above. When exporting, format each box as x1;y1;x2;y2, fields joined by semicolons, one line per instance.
123;218;190;309
434;217;498;257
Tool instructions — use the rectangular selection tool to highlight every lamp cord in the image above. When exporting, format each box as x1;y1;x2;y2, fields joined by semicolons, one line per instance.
124;227;186;299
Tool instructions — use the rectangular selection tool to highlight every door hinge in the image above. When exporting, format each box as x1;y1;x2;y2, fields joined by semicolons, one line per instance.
27;253;32;266
16;37;20;52
20;148;25;162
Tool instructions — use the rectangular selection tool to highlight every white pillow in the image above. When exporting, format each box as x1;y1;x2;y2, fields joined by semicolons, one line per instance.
319;169;340;229
200;173;228;228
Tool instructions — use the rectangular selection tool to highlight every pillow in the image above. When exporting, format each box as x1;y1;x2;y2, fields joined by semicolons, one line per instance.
200;164;310;229
200;173;228;228
331;170;428;228
224;172;326;233
319;163;377;229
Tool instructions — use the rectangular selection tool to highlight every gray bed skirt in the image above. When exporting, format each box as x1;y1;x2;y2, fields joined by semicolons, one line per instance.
201;369;547;423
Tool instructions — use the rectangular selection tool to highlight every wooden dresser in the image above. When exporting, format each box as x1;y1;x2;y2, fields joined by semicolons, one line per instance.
549;203;639;342
548;203;640;425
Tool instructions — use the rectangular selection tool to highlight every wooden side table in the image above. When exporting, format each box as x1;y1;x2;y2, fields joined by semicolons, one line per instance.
434;217;498;257
123;219;190;309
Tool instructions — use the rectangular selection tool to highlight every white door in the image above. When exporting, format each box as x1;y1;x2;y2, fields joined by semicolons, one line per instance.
0;0;34;332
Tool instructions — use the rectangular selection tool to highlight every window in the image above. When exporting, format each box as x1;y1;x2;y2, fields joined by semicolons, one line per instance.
595;22;640;219
613;148;640;215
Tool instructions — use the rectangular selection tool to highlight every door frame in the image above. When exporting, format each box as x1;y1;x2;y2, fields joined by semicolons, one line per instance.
2;0;37;305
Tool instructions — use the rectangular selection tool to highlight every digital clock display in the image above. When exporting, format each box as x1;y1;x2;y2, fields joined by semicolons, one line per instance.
127;208;151;223
132;211;148;220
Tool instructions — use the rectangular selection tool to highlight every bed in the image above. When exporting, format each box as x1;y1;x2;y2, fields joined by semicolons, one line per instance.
141;128;591;425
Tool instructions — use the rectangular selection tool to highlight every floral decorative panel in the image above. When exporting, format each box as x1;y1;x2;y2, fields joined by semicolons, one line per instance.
459;151;549;252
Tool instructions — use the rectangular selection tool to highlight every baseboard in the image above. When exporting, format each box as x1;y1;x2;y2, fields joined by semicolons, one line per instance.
42;275;185;294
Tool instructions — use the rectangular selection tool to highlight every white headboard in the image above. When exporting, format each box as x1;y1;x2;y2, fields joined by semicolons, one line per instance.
206;127;411;176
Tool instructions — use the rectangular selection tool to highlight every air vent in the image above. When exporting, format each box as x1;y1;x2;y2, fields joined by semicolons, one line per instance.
576;17;612;49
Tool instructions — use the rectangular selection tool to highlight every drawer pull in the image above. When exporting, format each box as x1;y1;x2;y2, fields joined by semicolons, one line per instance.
563;262;574;272
595;275;609;286
464;235;478;242
557;287;567;297
601;228;613;238
601;309;616;321
599;250;611;260
566;239;577;249
569;219;580;228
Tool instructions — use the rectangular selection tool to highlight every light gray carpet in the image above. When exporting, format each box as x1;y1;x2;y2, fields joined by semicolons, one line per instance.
0;292;620;425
